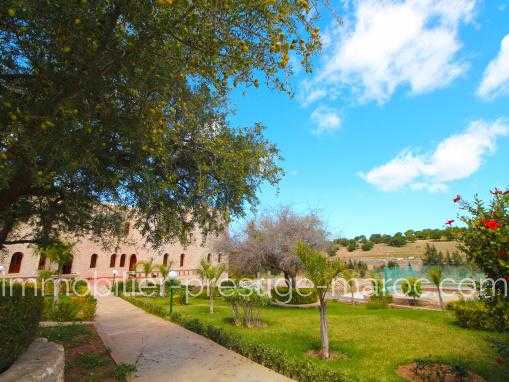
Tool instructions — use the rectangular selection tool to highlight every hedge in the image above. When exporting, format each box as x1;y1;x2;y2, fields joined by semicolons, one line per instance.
0;284;43;372
123;296;352;382
43;295;97;321
271;287;318;305
448;299;509;331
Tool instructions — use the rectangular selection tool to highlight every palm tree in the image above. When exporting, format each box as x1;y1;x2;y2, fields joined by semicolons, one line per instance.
295;241;343;359
197;258;226;313
427;266;444;309
138;259;155;279
34;240;74;304
341;268;358;304
158;263;172;280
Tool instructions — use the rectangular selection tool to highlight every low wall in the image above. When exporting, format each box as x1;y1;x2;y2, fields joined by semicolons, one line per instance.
0;338;64;382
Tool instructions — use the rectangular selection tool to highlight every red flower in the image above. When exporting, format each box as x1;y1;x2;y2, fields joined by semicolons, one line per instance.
496;356;505;365
498;250;508;258
445;219;454;226
483;219;502;230
453;194;461;203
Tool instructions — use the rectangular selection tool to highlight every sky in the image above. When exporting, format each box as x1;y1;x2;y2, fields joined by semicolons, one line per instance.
228;0;509;239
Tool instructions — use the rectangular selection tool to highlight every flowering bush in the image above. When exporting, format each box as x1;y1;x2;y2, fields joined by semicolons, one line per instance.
456;190;509;298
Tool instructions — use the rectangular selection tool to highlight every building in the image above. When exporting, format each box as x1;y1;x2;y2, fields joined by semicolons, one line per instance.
0;225;225;282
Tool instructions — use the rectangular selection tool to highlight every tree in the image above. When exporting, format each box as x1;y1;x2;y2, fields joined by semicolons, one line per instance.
361;240;374;251
427;267;444;309
457;191;509;301
369;234;382;244
34;240;74;304
422;244;444;265
346;240;358;252
197;258;225;314
401;277;422;305
219;207;328;288
138;259;155;279
158;264;171;280
341;268;358;304
295;241;343;359
0;1;321;251
388;232;407;247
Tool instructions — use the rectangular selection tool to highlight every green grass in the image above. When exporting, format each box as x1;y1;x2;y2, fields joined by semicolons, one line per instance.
132;296;509;382
39;324;92;345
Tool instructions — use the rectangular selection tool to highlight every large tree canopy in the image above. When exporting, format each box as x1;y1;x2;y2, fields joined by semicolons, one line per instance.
220;207;329;285
0;0;321;249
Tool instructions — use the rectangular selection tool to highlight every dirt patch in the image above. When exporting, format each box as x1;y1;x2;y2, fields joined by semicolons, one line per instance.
397;362;485;382
306;349;348;361
40;324;119;382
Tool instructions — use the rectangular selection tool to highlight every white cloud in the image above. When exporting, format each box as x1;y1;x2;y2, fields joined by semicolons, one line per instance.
478;34;509;100
310;106;342;134
359;119;509;192
301;0;476;105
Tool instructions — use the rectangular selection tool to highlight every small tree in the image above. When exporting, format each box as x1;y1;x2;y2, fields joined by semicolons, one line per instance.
361;240;374;251
197;258;226;313
158;264;171;280
422;244;444;265
427;267;444;309
295;241;343;359
34;240;74;304
401;277;422;305
138;259;155;279
341;268;358;304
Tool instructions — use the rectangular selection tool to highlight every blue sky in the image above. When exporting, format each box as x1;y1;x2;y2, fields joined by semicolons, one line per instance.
228;0;509;239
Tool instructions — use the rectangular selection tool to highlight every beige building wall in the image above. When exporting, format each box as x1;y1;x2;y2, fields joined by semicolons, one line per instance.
0;227;226;282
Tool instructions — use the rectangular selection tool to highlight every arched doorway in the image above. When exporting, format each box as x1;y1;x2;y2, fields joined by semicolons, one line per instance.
62;259;73;274
110;254;117;268
119;254;126;267
129;254;137;271
180;253;185;267
38;254;47;270
8;252;23;273
207;253;211;263
163;253;169;266
90;253;98;268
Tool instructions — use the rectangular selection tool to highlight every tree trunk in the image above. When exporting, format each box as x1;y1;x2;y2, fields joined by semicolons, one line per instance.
437;286;444;310
284;272;295;289
53;266;61;305
209;289;214;314
319;296;330;359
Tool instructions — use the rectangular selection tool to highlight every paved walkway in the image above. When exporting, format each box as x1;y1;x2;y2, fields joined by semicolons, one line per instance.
94;295;293;382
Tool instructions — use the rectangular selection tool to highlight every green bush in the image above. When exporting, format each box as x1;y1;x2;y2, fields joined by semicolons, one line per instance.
449;299;509;331
366;295;393;309
361;241;374;251
0;284;43;372
43;295;97;321
271;287;318;305
224;288;270;327
123;296;351;382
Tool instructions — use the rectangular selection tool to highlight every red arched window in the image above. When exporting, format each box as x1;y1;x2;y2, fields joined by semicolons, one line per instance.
8;252;23;273
163;253;169;266
218;253;222;263
180;253;185;267
120;254;126;267
207;253;211;263
90;253;98;268
38;254;47;270
129;254;137;271
110;254;117;268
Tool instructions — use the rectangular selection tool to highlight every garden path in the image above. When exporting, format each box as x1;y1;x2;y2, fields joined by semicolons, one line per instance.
94;295;293;382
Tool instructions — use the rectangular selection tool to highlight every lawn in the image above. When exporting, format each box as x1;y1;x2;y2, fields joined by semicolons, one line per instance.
130;296;509;382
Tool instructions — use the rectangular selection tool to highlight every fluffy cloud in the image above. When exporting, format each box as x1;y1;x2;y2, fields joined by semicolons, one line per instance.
310;106;342;134
478;34;509;100
301;0;476;104
359;119;509;192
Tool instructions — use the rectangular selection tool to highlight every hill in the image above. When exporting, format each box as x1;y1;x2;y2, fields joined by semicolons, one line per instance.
335;239;460;260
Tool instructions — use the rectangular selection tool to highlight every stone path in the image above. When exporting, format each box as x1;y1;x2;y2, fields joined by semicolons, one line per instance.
94;295;293;382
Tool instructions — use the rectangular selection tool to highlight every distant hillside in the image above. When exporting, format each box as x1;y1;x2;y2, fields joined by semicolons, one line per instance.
335;239;460;259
